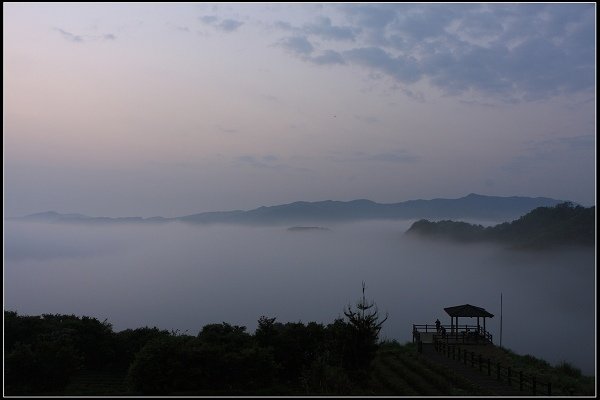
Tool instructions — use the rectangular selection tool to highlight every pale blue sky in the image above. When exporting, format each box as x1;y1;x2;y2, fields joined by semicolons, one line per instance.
4;3;596;217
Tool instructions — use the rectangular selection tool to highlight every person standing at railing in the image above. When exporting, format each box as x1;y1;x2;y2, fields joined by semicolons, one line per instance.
435;318;441;333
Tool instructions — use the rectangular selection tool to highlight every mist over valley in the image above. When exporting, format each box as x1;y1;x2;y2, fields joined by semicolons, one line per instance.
5;217;595;375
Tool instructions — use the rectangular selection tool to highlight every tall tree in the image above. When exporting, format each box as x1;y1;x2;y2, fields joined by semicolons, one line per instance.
343;282;388;371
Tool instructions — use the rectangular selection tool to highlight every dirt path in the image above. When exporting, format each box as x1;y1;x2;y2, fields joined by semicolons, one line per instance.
420;344;529;396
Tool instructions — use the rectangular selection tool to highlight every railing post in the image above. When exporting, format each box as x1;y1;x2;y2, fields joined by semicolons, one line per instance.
497;362;501;380
487;358;491;376
519;371;523;391
532;376;536;395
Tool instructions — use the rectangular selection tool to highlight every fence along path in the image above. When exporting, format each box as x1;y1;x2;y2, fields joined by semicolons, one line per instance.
419;343;527;396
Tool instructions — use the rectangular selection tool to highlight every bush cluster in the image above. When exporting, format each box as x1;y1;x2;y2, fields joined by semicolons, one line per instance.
5;293;386;396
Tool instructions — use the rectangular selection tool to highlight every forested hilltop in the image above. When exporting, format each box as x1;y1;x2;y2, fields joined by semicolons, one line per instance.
405;203;595;249
4;287;390;396
4;308;594;396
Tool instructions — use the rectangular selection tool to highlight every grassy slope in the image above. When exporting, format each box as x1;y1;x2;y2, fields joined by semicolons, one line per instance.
385;341;595;396
58;341;595;396
367;342;490;396
460;343;596;396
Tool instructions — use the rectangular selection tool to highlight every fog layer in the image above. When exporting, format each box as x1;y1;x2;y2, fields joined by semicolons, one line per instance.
4;220;595;375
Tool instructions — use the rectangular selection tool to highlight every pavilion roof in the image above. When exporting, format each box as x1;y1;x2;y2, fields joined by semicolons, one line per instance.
444;304;494;318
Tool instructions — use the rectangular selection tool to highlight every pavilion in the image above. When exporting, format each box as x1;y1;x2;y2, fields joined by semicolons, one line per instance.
444;304;494;336
412;303;495;344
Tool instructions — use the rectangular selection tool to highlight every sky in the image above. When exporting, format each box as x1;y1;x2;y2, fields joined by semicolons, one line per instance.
3;3;596;217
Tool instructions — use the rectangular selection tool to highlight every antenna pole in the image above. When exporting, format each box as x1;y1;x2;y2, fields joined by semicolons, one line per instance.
500;292;503;348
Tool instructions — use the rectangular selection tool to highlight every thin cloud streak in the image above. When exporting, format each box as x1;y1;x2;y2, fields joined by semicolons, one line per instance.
199;15;244;32
54;27;117;43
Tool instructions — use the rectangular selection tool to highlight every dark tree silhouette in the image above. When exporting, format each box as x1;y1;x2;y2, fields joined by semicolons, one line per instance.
344;282;388;339
343;282;388;372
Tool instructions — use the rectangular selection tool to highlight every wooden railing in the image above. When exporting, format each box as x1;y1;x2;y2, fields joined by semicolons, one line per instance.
413;324;493;344
432;340;564;396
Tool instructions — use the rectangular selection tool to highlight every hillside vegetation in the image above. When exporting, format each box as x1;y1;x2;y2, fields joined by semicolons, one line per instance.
406;202;595;249
4;310;594;396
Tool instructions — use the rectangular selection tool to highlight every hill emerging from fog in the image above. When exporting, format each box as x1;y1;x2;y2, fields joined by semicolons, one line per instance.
405;202;595;249
15;193;566;225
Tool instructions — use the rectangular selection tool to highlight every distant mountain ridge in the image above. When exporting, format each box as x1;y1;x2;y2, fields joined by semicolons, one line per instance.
12;193;567;225
19;211;169;224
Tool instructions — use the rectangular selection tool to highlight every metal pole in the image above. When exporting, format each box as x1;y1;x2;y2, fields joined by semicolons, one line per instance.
500;292;503;348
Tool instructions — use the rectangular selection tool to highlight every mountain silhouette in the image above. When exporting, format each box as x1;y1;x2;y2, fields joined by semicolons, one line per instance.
14;193;566;225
